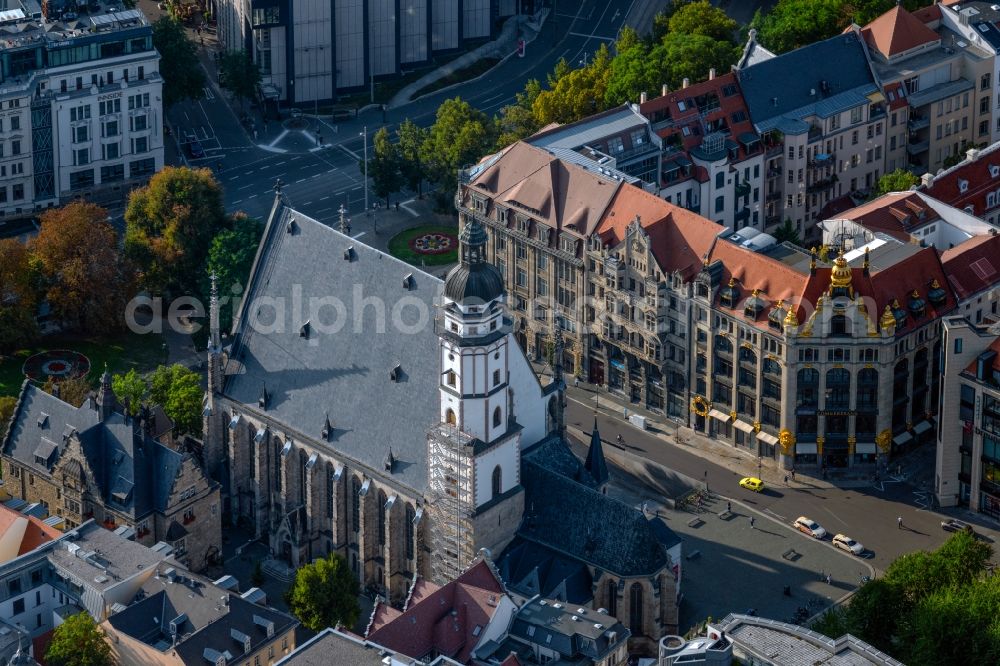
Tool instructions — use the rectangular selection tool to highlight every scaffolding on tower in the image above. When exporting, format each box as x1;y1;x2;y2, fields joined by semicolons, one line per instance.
426;422;477;584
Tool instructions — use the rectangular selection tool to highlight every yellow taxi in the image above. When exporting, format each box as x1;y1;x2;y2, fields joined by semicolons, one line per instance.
739;477;764;492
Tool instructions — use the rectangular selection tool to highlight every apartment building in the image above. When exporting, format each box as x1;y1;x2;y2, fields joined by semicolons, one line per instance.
737;31;886;244
921;142;1000;223
639;71;766;232
215;0;504;105
460;141;723;420
937;318;1000;517
858;4;994;175
0;1;163;217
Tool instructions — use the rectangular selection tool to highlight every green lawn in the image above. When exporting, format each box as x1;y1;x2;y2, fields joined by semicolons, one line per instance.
0;331;166;398
388;225;460;267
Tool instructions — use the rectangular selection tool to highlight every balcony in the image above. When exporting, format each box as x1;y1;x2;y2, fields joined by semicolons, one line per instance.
767;165;783;178
766;143;784;157
806;175;838;194
869;105;887;120
907;138;930;155
735;181;751;198
808;126;823;143
908;115;930;131
766;190;782;202
765;214;782;227
808;152;835;168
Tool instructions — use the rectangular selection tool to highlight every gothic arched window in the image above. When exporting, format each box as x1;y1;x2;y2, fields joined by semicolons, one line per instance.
445;409;457;425
629;582;644;634
405;503;416;561
491;465;502;499
378;490;387;546
493;406;502;428
351;476;361;534
606;579;618;617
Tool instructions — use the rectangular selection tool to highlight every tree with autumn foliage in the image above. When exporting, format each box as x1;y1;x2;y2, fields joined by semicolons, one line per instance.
31;202;130;334
0;238;39;353
124;166;228;296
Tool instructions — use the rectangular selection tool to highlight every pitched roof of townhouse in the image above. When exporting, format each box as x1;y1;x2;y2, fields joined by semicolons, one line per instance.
366;559;506;663
465;142;623;238
828;191;941;242
737;32;879;134
705;235;956;332
225;200;443;494
595;184;724;279
278;629;387;666
860;5;940;59
3;384;186;519
940;232;1000;300
912;3;942;23
0;503;60;560
638;71;761;169
919;143;1000;217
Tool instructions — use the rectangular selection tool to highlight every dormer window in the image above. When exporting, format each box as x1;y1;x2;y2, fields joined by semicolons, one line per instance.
537;225;549;242
991;164;999;178
959;179;969;193
473;196;486;213
560;237;577;254
516;217;529;234
497;207;508;224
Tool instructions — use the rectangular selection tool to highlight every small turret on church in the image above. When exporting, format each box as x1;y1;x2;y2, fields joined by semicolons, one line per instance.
202;274;227;483
96;365;117;422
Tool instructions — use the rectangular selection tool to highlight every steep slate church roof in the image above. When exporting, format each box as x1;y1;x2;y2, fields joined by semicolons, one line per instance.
3;383;185;518
224;199;443;492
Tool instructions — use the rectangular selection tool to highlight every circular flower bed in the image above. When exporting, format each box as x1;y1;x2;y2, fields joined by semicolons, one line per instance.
410;231;457;255
22;350;91;383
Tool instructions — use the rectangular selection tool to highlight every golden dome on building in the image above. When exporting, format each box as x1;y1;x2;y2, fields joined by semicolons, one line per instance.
881;304;896;331
830;251;852;290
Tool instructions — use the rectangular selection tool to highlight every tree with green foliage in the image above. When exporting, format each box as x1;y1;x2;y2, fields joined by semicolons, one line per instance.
32;202;130;334
773;219;802;245
812;531;995;665
495;78;543;149
752;0;849;54
604;34;661;106
149;364;203;436
396;119;429;198
45;611;113;666
421;97;496;204
361;127;404;207
204;214;263;333
653;32;741;92
875;168;920;197
219;51;262;110
151;17;205;107
532;43;613;125
125;166;228;296
0;396;16;433
286;552;360;631
0;238;38;354
112;369;147;417
651;0;695;42
668;0;739;43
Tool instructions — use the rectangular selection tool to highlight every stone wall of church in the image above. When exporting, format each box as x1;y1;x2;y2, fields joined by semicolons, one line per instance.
471;488;524;560
591;568;678;656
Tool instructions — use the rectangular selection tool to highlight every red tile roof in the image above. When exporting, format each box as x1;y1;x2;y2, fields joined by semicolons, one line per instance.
919;144;1000;218
500;654;523;666
366;560;506;664
0;503;60;558
832;192;940;242
941;232;1000;300
912;3;942;24
860;5;940;58
596;184;724;279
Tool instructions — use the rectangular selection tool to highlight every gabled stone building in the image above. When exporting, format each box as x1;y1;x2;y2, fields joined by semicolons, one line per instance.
1;375;221;571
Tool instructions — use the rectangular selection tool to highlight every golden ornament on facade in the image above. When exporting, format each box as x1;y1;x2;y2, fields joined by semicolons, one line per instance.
778;429;795;455
753;421;762;433
931;278;941;289
691;395;710;418
728;277;736;287
784;305;799;326
848;435;856;455
730;411;737;422
880;304;896;331
829;251;853;292
876;429;892;453
816;436;825;456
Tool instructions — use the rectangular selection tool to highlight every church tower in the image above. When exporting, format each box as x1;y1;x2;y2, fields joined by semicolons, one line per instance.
95;365;117;422
202;274;227;482
426;218;525;584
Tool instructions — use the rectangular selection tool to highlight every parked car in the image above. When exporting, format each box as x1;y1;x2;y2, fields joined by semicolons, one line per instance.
187;139;205;159
794;516;827;539
739;477;764;492
832;533;865;555
941;519;974;534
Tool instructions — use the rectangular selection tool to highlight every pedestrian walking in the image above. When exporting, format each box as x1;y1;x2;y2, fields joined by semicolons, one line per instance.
624;407;628;419
574;377;579;388
897;516;903;529
784;474;789;484
749;516;755;529
791;468;796;481
826;574;832;585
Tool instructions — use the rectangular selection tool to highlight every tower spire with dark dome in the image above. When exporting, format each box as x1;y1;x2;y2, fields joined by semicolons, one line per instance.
444;218;505;305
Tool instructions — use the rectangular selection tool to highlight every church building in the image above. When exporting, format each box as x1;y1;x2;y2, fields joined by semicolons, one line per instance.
204;196;679;650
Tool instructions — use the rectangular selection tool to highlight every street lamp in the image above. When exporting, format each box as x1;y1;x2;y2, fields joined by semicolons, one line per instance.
360;126;369;215
757;456;763;480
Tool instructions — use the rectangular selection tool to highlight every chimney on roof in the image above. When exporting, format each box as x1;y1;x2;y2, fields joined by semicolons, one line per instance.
640;91;647;103
967;147;981;162
662;84;669;96
682;78;690;89
709;68;716;80
920;172;935;188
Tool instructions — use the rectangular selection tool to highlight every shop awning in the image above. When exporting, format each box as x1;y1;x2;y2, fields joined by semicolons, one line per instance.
734;420;755;433
893;431;913;446
757;431;779;445
856;442;877;454
913;421;933;435
709;409;731;422
796;443;818;455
